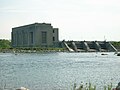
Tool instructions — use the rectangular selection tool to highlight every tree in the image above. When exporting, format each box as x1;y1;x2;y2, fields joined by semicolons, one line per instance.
0;39;11;49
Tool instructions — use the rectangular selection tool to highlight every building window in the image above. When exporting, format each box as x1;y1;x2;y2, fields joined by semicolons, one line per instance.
23;32;27;45
42;31;47;44
53;37;55;41
29;32;33;44
53;30;54;33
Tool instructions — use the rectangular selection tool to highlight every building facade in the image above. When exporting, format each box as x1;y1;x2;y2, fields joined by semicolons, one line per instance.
12;23;59;47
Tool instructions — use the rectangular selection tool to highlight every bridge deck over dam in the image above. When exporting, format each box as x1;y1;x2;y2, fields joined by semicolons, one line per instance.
62;41;117;52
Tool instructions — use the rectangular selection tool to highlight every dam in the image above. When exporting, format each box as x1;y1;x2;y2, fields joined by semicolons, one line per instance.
62;40;117;52
11;23;118;52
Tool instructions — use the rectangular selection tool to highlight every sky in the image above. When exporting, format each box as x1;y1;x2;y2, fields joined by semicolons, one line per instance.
0;0;120;41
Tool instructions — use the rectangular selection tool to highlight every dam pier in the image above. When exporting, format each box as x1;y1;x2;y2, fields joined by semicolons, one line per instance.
62;40;117;52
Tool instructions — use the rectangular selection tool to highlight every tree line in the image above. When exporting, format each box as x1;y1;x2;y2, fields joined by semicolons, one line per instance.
111;41;120;51
0;39;11;49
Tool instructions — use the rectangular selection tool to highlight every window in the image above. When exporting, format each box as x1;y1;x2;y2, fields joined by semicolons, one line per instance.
29;32;33;44
53;37;55;41
42;31;47;44
53;30;54;33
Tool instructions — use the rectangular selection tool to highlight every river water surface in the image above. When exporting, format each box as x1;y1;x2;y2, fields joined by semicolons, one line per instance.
0;52;120;90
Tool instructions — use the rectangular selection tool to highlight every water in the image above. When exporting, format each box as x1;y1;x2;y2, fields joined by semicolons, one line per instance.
0;52;120;90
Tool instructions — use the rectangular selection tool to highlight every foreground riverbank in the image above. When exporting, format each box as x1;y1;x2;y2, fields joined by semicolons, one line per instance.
0;82;119;90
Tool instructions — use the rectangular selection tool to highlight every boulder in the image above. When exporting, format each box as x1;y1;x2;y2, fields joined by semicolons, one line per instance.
117;53;120;56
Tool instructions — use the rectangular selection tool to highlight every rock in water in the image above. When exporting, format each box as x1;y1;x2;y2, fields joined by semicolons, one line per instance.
117;53;120;56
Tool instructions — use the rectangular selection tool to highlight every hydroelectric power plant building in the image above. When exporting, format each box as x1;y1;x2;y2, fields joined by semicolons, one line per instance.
12;22;117;52
12;23;59;47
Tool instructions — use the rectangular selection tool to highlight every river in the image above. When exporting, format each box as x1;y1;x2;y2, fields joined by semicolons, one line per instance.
0;52;120;90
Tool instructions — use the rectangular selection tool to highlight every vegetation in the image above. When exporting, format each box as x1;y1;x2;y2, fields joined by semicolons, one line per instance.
111;41;120;51
111;41;120;47
72;82;115;90
0;39;11;49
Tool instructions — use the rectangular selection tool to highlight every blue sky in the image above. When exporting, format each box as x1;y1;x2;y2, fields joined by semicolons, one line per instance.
0;0;120;41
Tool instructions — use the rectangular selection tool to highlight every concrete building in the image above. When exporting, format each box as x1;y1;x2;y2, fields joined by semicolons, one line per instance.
12;23;59;47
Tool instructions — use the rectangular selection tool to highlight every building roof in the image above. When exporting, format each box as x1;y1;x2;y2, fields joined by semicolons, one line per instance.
12;22;52;29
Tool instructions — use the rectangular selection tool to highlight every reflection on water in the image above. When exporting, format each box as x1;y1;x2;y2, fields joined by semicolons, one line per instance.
0;52;120;90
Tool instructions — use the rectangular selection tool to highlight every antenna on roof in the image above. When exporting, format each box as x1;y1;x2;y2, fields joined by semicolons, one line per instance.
104;35;106;41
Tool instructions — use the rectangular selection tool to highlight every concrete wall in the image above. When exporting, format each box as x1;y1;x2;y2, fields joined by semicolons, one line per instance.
12;23;59;48
62;41;117;52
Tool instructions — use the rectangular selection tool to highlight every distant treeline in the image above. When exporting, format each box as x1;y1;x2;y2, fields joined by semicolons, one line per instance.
111;41;120;51
0;39;11;49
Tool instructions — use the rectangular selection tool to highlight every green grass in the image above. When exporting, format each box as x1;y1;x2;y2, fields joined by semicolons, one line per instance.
72;82;115;90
